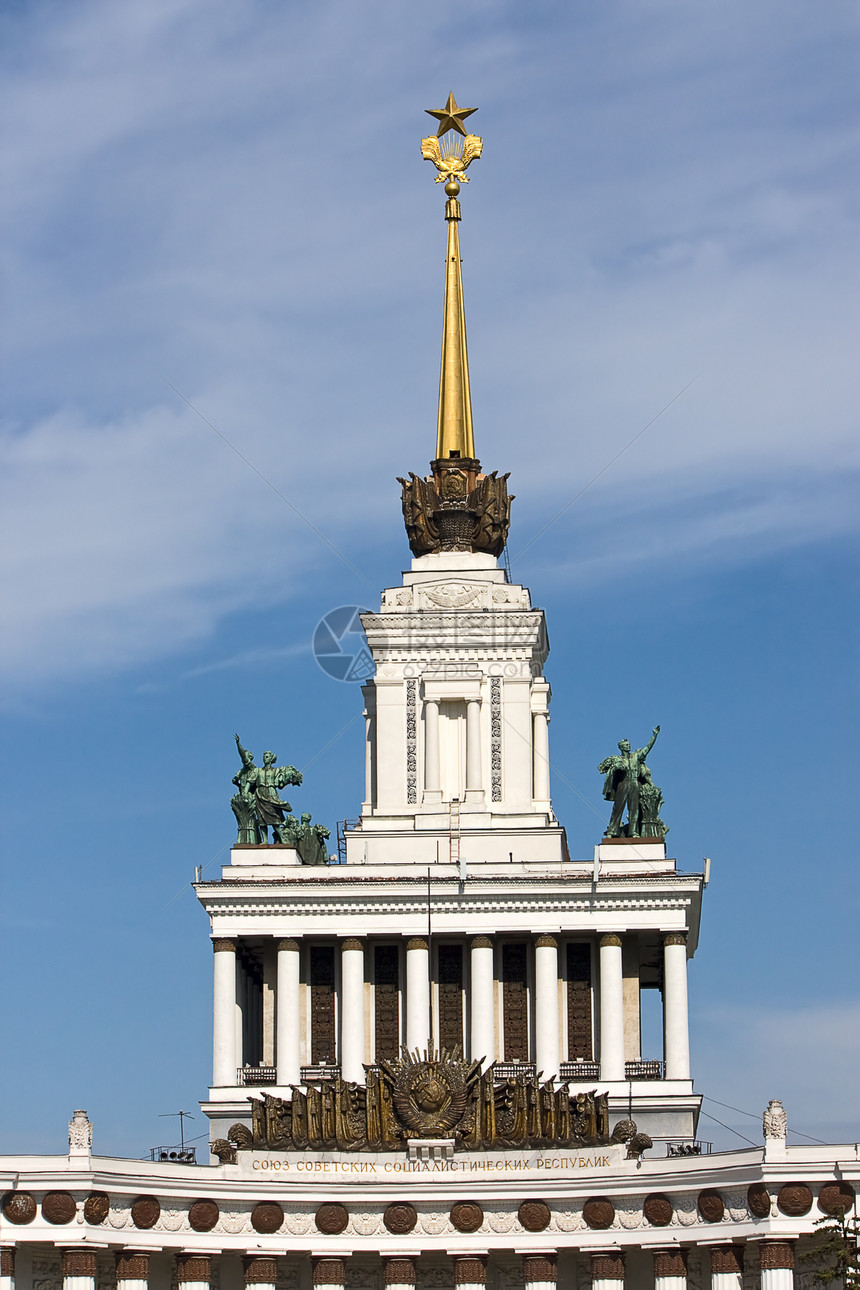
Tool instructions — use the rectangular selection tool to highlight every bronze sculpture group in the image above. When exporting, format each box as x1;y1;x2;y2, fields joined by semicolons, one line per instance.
598;726;668;839
231;735;330;863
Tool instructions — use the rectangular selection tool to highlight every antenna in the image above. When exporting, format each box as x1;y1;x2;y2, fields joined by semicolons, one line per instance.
159;1110;194;1151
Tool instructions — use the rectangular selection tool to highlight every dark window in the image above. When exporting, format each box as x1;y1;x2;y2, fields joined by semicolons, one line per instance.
437;943;464;1055
309;945;336;1063
502;942;528;1060
567;942;593;1060
374;944;400;1061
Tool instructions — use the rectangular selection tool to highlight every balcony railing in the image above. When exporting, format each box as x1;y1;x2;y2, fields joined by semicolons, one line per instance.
625;1059;664;1080
238;1065;277;1085
559;1061;600;1081
665;1140;713;1156
150;1146;197;1163
494;1061;536;1079
300;1063;341;1082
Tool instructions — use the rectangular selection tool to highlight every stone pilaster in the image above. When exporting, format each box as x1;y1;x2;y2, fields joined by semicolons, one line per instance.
708;1244;743;1290
212;937;238;1085
663;932;690;1079
312;1258;346;1290
62;1250;97;1290
244;1257;278;1289
452;1256;487;1288
406;936;430;1053
424;698;442;802
598;934;624;1081
590;1251;624;1288
653;1246;687;1289
534;935;559;1080
0;1248;14;1290
115;1252;150;1290
383;1257;416;1290
522;1253;556;1290
340;937;366;1082
532;708;550;803
176;1254;210;1290
470;936;495;1065
758;1241;795;1290
465;697;483;801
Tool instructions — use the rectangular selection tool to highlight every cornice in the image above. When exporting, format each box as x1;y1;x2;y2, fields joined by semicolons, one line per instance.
199;895;694;918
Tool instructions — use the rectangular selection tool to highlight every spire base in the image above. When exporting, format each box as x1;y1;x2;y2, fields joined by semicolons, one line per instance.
397;459;514;558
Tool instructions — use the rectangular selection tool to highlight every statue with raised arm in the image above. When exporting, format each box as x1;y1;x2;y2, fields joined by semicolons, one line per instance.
231;734;261;845
231;736;303;845
598;726;661;839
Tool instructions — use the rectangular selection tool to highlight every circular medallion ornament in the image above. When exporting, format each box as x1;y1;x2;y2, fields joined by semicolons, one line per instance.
777;1183;813;1217
188;1199;219;1232
450;1202;483;1233
131;1196;161;1229
383;1203;417;1235
643;1194;673;1227
818;1182;856;1215
582;1197;615;1230
747;1184;771;1218
697;1189;725;1223
42;1192;76;1224
315;1204;349;1235
84;1192;110;1225
392;1057;469;1138
251;1202;284;1234
2;1192;36;1224
518;1200;551;1232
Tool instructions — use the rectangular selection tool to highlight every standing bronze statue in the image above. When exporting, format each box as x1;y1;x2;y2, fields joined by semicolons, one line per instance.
598;726;661;839
231;735;303;845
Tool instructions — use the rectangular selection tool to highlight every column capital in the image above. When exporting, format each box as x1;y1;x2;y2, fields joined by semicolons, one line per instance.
62;1250;98;1278
425;696;441;708
383;1257;416;1286
213;938;237;953
407;937;428;951
758;1241;795;1270
535;934;557;949
470;935;493;949
453;1256;487;1286
652;1248;687;1276
312;1258;346;1286
243;1256;278;1284
708;1244;744;1274
663;932;687;947
590;1251;624;1280
177;1254;211;1283
0;1250;15;1277
342;938;364;952
522;1254;557;1283
116;1252;150;1280
599;933;622;949
278;938;300;952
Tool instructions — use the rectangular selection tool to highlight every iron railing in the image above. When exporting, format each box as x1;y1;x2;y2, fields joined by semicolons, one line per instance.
336;820;359;865
560;1061;600;1081
494;1062;536;1079
625;1059;664;1079
301;1063;341;1082
238;1065;277;1085
665;1140;713;1156
150;1146;197;1163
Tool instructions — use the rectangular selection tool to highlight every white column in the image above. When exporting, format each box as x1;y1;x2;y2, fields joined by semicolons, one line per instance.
383;1258;416;1290
470;936;495;1065
598;934;625;1081
212;937;238;1086
465;696;483;799
276;938;301;1086
340;938;365;1082
176;1255;210;1290
243;1258;277;1290
707;1245;743;1289
758;1242;795;1290
405;936;430;1054
532;710;550;802
423;697;442;801
653;1248;687;1289
62;1251;97;1290
590;1252;624;1289
663;932;691;1079
534;935;560;1080
115;1252;149;1290
523;1254;556;1290
364;709;373;807
1;1249;14;1290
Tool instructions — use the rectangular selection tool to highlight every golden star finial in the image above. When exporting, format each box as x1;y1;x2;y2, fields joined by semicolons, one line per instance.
425;92;478;138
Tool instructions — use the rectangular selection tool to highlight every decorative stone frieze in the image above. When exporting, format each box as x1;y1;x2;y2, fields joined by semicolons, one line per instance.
451;1201;484;1232
583;1197;616;1229
84;1192;110;1224
405;678;417;804
709;1245;743;1274
251;1201;284;1233
1;1192;36;1224
188;1199;219;1231
517;1200;551;1232
176;1254;210;1284
777;1182;812;1216
746;1183;771;1217
758;1241;794;1270
315;1203;348;1234
62;1250;98;1278
652;1248;686;1276
312;1259;346;1287
643;1193;673;1226
116;1252;149;1281
383;1202;417;1234
818;1180;856;1214
42;1191;76;1224
130;1196;160;1229
696;1189;724;1222
490;675;502;801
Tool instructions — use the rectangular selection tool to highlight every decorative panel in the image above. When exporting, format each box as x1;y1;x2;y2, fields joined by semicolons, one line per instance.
310;945;336;1063
502;942;528;1060
438;943;464;1053
567;943;593;1061
375;944;400;1061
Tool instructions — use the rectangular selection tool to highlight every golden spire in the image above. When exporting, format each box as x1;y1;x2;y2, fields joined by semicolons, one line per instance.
421;95;483;462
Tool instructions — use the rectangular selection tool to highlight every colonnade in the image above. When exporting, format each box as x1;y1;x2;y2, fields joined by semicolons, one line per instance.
0;1242;801;1290
212;931;691;1089
413;694;550;805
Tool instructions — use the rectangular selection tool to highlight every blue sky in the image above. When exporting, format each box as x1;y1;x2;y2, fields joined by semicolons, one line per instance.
1;0;857;1158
